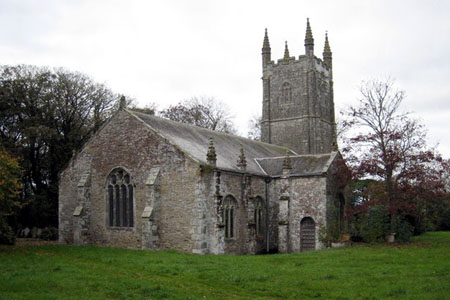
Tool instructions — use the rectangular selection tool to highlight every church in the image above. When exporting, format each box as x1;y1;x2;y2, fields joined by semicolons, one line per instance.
58;20;346;254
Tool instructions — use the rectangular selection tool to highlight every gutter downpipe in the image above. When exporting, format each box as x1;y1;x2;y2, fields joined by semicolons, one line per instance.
265;177;272;253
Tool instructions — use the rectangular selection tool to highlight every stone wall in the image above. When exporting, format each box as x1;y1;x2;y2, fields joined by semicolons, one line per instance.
265;117;334;155
59;110;200;252
269;174;328;253
287;176;328;252
190;168;269;255
59;152;92;244
191;167;217;254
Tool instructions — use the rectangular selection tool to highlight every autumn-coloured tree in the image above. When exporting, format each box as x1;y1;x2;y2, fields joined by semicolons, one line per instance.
0;147;22;244
342;79;450;239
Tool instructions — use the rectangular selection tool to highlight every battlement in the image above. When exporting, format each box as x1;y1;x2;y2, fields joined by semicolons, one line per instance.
266;55;331;73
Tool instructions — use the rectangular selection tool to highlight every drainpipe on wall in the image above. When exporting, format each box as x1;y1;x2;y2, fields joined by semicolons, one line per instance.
265;177;272;253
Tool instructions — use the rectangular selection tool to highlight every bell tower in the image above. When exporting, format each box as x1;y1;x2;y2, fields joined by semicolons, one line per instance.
261;19;336;155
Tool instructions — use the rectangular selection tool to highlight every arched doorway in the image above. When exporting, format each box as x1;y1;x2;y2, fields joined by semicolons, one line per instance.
300;217;315;252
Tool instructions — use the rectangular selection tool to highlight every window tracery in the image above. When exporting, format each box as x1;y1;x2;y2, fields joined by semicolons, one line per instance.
223;195;236;238
107;168;134;228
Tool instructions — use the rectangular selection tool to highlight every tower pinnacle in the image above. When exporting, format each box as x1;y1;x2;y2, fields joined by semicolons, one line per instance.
323;31;332;69
283;41;290;60
304;18;314;56
262;28;271;67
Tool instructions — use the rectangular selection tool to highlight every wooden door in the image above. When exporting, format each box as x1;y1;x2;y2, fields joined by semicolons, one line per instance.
300;217;315;252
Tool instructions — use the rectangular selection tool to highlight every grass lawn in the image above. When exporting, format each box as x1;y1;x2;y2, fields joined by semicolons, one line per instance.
1;232;449;300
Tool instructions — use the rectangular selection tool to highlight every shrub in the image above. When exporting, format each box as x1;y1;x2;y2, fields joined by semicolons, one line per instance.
349;206;414;243
351;206;390;243
392;215;414;243
0;217;15;245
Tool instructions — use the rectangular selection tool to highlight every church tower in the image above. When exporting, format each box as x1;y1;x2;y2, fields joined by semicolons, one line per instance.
261;19;336;155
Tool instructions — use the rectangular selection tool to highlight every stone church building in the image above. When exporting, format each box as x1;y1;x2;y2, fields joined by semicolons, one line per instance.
59;20;346;254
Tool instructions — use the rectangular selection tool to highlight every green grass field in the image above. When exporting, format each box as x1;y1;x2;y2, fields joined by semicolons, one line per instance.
1;232;449;300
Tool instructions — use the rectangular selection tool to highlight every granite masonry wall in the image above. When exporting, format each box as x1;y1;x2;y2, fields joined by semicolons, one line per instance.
269;174;328;253
59;110;200;252
194;169;269;255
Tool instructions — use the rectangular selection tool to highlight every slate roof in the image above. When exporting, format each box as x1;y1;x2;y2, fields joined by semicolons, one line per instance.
129;110;291;175
255;152;337;177
129;110;336;177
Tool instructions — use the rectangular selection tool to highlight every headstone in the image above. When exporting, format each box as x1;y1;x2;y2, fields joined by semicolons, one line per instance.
386;233;396;243
23;227;30;238
31;227;38;238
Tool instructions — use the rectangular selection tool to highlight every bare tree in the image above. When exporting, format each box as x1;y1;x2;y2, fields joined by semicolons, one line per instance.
342;79;425;180
159;96;236;134
247;114;261;141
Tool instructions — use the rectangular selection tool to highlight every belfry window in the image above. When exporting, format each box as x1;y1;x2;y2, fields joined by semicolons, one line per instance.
254;197;265;237
223;195;236;238
107;168;134;228
281;82;292;103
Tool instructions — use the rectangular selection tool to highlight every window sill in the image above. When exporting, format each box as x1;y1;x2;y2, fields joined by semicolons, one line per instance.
108;226;135;231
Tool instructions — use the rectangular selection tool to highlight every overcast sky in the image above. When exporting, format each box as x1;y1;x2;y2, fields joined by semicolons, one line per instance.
1;0;449;158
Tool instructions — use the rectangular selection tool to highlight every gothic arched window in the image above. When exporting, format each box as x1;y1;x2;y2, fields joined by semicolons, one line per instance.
223;195;237;238
254;197;265;237
281;82;292;103
107;168;134;228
